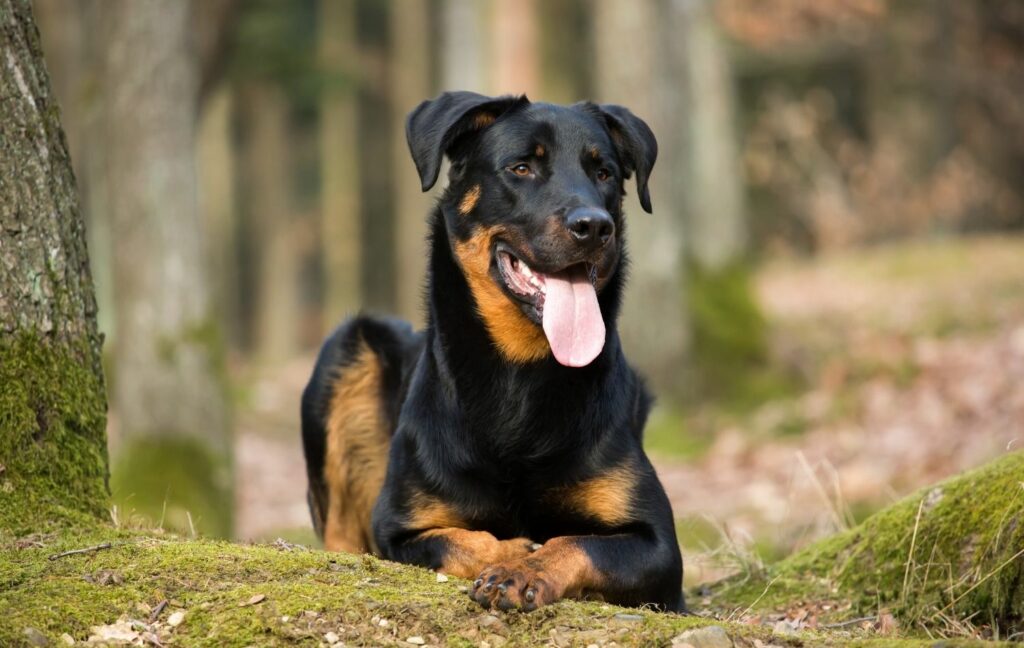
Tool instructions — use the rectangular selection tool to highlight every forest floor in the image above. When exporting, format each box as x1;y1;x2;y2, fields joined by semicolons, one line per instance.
216;234;1024;643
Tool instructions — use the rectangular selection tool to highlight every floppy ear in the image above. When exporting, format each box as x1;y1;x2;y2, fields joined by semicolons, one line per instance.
599;105;658;214
406;91;529;192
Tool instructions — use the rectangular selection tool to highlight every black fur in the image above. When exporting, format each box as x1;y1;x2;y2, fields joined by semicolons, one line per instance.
302;92;683;612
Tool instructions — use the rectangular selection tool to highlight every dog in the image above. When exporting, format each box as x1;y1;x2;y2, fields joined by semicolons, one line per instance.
301;91;684;612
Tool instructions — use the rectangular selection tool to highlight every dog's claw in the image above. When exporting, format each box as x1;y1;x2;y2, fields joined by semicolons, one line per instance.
473;578;483;589
525;588;536;602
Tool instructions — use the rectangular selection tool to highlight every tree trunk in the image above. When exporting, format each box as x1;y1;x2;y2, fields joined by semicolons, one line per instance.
318;0;362;328
442;0;487;93
389;0;432;327
674;0;765;399
0;0;108;532
492;0;538;96
239;83;299;366
593;0;691;401
104;0;232;537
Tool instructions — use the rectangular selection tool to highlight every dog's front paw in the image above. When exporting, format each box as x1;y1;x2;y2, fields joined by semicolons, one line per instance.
469;559;561;612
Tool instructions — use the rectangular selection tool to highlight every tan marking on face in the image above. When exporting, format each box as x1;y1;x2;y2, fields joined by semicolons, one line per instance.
323;340;390;554
473;112;496;129
535;144;545;157
452;227;550;363
420;528;535;579
458;185;481;216
590;146;600;159
551;461;637;527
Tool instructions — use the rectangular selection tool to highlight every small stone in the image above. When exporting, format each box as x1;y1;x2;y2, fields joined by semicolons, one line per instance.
672;625;732;648
435;573;449;583
240;594;266;607
23;628;48;646
60;633;75;645
377;618;389;628
167;611;186;627
586;644;599;648
324;631;340;644
281;616;291;623
407;636;426;645
612;613;643;622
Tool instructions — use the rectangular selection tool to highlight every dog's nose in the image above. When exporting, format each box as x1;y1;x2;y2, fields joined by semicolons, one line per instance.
565;208;614;249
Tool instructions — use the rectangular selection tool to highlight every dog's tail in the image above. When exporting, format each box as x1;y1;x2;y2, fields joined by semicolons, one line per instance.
301;315;421;552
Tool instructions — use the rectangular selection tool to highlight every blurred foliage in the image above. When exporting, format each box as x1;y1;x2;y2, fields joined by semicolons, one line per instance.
228;0;324;108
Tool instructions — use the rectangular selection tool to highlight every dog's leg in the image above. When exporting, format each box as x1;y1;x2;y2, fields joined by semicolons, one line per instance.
412;529;538;579
468;532;683;612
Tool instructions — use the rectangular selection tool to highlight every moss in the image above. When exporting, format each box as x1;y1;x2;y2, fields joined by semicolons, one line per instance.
1;526;987;648
111;437;233;539
0;334;108;534
686;261;800;409
707;452;1024;635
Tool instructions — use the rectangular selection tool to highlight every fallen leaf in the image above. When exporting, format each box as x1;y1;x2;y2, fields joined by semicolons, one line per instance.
88;618;139;643
239;594;266;607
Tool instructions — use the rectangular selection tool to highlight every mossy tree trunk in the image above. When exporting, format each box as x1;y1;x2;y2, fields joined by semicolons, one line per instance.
674;0;766;400
0;0;109;532
103;0;232;538
593;0;691;401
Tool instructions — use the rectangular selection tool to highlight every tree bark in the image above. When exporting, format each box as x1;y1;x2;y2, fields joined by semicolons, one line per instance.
390;0;432;327
442;0;487;93
0;0;108;531
318;0;362;327
103;0;232;537
492;0;538;96
593;0;691;400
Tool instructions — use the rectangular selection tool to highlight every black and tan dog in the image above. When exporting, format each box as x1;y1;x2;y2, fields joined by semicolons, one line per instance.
301;91;683;612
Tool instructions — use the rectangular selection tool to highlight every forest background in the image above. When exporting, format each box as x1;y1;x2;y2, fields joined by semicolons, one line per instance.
19;0;1024;637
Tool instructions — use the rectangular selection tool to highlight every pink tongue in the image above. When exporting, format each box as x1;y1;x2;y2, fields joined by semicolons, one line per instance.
542;265;606;367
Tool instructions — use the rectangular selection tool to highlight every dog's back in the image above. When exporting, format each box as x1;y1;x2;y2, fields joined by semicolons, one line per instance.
301;315;422;552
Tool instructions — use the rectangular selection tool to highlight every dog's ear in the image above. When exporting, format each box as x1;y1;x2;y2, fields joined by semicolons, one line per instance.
406;91;529;192
598;105;658;214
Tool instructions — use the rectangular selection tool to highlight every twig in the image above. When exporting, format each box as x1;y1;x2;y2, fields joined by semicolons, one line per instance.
822;615;877;629
149;599;168;624
48;542;113;561
901;498;925;607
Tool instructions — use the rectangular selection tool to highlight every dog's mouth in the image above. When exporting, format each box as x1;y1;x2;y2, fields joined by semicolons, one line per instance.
495;245;606;367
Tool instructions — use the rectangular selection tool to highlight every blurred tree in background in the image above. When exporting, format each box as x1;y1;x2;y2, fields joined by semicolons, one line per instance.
30;0;1024;539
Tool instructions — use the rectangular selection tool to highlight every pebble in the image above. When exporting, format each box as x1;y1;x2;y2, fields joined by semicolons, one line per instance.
435;573;449;583
167;611;186;627
60;633;76;646
324;631;340;644
671;625;732;648
612;613;643;622
406;636;426;645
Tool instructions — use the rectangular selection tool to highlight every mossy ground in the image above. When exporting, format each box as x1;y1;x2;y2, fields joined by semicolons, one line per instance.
705;451;1024;640
1;523;1002;648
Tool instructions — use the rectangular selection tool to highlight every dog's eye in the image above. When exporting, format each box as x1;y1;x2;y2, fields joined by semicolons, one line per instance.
596;168;611;182
508;163;532;177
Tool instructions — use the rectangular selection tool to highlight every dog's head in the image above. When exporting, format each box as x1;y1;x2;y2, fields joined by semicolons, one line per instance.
407;92;657;368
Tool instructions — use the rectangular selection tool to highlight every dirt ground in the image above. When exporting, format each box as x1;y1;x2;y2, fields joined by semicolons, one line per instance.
233;236;1024;588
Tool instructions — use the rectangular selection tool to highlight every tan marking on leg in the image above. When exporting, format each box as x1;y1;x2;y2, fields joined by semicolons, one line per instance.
549;461;637;527
323;340;390;554
421;528;535;579
470;536;605;609
458;184;481;216
452;227;550;363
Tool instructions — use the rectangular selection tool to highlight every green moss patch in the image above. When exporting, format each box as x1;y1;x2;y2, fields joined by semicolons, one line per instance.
707;451;1024;637
1;527;980;647
0;334;108;534
111;437;234;539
